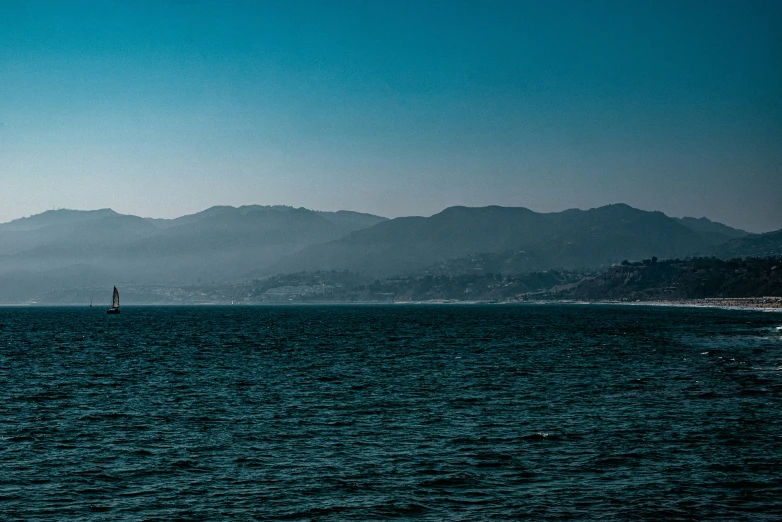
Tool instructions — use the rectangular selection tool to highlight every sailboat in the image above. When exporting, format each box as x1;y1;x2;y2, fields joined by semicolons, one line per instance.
107;286;120;314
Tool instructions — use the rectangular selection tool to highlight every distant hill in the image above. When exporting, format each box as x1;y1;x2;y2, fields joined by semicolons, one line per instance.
268;204;747;277
142;205;386;232
673;216;749;240
0;206;386;302
700;229;782;258
0;208;120;232
315;210;388;231
564;257;782;300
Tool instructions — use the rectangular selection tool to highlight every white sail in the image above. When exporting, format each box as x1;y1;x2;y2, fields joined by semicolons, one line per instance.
112;286;119;309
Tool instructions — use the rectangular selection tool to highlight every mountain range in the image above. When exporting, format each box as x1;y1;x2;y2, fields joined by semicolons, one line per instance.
0;203;778;303
0;206;385;302
268;204;756;277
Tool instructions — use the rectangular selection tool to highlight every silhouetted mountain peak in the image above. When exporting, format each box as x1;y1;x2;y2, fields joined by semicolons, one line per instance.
673;216;749;238
435;205;535;218
588;203;662;218
0;208;119;232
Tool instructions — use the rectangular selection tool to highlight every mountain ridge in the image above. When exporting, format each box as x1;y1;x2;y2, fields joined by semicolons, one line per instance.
0;205;388;289
0;203;775;303
268;204;753;277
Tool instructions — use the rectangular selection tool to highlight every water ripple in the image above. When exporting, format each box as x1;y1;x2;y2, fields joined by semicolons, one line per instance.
1;304;781;519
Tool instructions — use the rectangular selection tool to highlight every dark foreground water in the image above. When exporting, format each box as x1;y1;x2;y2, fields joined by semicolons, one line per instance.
1;305;781;520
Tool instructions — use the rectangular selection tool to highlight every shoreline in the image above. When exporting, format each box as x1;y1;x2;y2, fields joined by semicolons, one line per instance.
2;298;781;312
522;297;782;313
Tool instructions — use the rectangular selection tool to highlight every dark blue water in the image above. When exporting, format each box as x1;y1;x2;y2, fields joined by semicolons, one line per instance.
1;305;781;520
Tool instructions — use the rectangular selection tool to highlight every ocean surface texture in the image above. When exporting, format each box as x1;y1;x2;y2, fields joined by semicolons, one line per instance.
1;305;781;520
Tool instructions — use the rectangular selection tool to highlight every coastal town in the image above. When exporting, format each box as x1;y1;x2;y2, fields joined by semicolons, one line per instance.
20;257;781;311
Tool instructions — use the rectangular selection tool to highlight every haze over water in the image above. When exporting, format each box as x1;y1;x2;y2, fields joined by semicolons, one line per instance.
2;304;781;519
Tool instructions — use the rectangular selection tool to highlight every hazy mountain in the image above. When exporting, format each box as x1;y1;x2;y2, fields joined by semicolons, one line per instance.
0;208;120;232
0;211;158;257
268;204;747;277
315;210;388;232
673;216;749;240
0;202;768;303
701;229;782;258
145;205;386;232
0;206;386;301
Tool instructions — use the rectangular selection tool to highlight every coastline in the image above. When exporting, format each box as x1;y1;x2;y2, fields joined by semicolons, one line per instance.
2;297;781;311
524;297;782;313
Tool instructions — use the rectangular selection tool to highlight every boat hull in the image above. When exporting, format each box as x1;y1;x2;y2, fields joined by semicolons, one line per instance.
107;308;120;314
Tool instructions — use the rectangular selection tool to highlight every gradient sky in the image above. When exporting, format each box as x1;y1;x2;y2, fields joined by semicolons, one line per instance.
1;0;780;231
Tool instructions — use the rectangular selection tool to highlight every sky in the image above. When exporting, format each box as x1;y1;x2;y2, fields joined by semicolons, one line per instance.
1;0;780;232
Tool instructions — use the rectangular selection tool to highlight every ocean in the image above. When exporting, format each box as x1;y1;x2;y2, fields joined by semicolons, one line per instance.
1;304;781;520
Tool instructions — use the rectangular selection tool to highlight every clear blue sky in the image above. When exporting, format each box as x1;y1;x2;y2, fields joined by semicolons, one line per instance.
1;0;780;231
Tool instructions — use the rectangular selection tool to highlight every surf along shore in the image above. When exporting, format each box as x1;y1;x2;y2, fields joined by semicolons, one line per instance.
541;297;782;311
